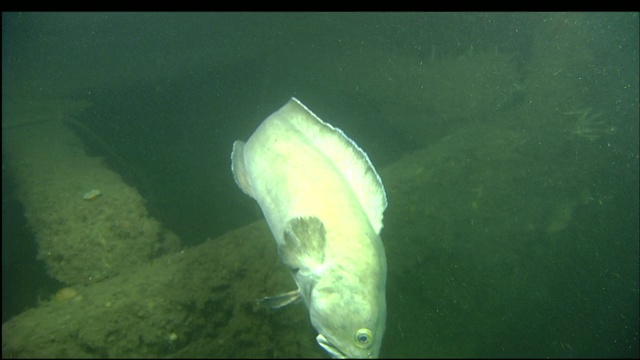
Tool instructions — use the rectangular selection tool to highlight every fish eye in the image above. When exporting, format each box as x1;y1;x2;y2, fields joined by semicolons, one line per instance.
354;328;373;348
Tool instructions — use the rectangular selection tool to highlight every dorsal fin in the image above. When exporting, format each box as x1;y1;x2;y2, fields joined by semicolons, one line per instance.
283;98;387;234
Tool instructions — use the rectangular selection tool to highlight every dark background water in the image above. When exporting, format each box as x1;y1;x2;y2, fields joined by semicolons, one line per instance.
2;12;638;358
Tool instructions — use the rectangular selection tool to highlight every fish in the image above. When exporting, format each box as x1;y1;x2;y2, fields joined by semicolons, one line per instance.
231;97;388;358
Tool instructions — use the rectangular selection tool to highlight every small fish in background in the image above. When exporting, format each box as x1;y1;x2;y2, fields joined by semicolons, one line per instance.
231;97;388;358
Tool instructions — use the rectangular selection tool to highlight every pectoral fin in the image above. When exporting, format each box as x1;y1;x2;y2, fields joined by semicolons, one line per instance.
278;216;326;270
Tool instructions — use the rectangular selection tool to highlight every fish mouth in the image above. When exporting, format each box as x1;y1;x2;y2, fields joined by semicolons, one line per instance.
316;334;348;359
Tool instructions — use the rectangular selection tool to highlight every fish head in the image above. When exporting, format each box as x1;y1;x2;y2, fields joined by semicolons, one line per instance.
279;216;387;358
308;262;386;358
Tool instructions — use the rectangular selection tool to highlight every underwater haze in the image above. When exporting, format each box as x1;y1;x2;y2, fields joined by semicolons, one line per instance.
2;12;638;358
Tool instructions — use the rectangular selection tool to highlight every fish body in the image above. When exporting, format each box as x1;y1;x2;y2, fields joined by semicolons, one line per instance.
231;97;387;358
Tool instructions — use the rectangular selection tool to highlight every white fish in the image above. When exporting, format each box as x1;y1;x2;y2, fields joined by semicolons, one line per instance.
231;97;388;358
